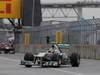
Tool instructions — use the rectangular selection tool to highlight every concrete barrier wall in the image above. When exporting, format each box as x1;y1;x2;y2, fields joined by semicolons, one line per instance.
69;45;96;59
15;44;47;54
66;45;100;59
15;44;100;59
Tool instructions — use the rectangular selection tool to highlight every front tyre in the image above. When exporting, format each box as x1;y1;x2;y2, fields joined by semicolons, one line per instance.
70;53;80;67
24;52;34;68
24;52;34;61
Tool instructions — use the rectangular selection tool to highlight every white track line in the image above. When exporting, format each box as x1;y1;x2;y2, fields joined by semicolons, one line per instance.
52;68;83;75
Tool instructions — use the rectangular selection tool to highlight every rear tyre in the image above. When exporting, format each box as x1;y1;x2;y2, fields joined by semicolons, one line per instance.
4;50;9;54
70;53;80;67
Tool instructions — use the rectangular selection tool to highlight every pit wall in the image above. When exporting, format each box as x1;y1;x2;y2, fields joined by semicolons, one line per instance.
15;44;100;60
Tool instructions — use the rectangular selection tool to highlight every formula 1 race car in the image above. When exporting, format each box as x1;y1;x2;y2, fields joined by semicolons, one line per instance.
0;42;15;54
21;44;80;68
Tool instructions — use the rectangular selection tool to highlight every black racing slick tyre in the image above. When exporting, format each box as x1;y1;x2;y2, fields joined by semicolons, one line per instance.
24;52;34;61
4;50;9;54
70;53;80;67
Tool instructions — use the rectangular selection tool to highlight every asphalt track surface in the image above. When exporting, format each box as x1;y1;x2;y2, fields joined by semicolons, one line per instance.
0;53;100;75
